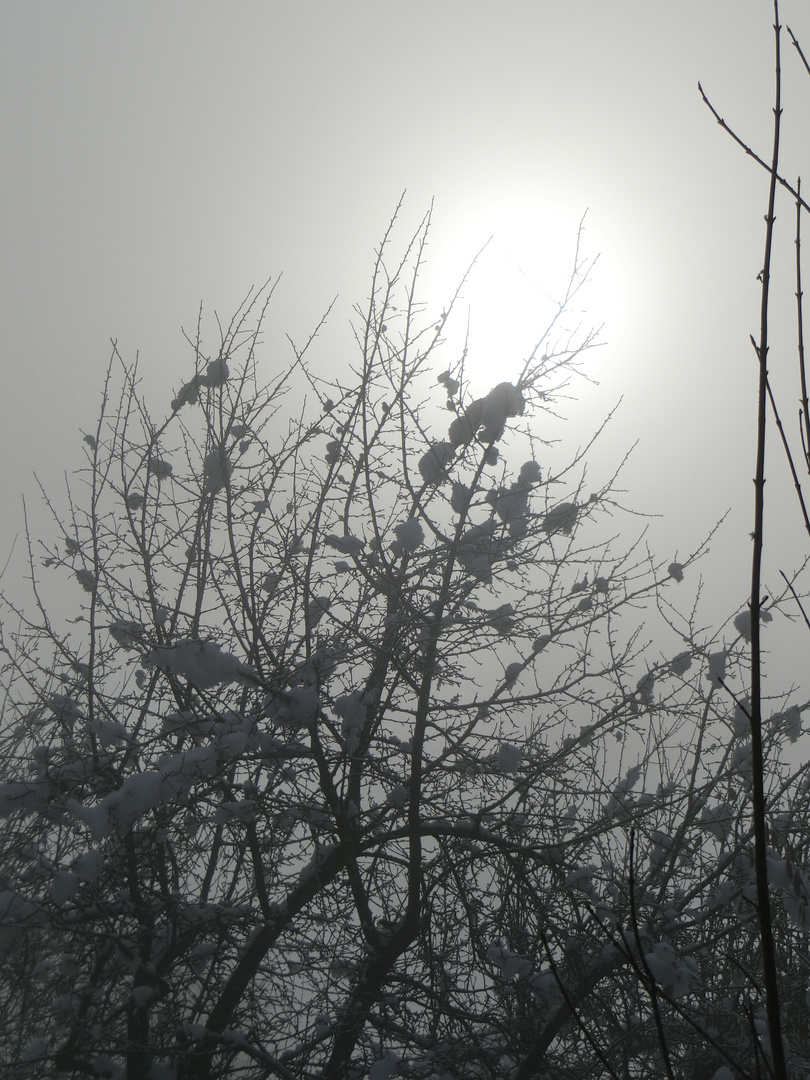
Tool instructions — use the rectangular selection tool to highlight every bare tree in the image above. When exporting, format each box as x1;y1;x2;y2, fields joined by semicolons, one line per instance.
0;201;807;1080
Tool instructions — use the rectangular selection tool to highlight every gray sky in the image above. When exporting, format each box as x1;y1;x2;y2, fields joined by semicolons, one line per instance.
3;0;807;689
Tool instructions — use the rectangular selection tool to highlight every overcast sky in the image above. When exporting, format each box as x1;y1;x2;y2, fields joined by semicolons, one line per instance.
3;1;809;692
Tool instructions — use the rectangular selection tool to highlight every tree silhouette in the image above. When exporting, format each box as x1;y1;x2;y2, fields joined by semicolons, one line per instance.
0;203;807;1080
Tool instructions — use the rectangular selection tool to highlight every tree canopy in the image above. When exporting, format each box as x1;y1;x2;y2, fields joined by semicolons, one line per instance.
1;199;808;1080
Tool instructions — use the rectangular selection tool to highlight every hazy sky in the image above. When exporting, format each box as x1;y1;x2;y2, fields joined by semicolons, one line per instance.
3;1;808;688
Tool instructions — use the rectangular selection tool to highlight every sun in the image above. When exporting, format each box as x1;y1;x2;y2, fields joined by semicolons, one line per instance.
425;201;623;390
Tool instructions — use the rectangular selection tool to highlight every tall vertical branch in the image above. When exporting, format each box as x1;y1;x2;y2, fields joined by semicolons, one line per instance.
795;178;810;472
749;4;786;1076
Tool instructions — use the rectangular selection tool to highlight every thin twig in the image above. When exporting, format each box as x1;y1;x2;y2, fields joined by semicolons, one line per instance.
698;80;810;217
788;25;810;78
764;369;810;537
0;533;16;582
779;568;810;634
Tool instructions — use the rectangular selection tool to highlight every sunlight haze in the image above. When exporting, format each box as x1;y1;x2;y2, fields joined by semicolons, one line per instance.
0;0;801;679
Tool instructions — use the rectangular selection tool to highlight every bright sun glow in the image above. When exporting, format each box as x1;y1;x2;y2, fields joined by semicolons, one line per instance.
426;202;623;389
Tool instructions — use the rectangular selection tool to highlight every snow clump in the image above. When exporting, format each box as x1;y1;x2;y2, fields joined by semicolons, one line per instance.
643;941;695;997
261;572;281;596
733;607;772;642
770;705;802;743
68;724;254;840
504;662;523;687
334;692;366;753
456;519;510;583
487;461;541;537
479;382;525;441
172;358;231;410
669;651;692;676
700;802;734;841
565;866;597;897
49;694;83;724
306;595;331;626
541;502;578;536
707;651;727;688
325;533;365;556
265;686;320;729
437;369;460;397
391;517;424;557
486;603;516;635
496;742;522;774
418;441;455;484
148;458;173;480
448;383;525;447
368;1051;400;1080
203;449;233;494
109;620;145;650
386;784;409;809
74;850;104;881
450;481;471;514
145;639;256;689
487;942;533;980
635;672;656;709
448;399;485;448
75;568;96;593
518;459;542;484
